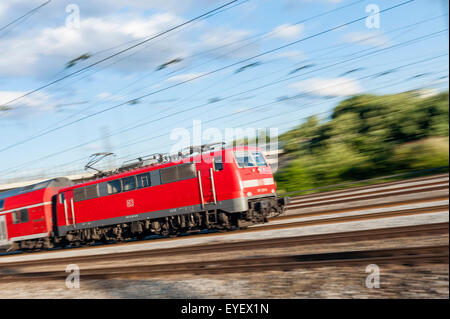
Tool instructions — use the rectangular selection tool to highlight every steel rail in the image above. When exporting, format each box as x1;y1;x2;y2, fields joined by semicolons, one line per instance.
285;173;448;201
288;185;448;210
288;180;448;205
0;174;447;256
280;171;449;198
0;222;447;269
1;245;447;282
281;196;449;220
0;199;447;258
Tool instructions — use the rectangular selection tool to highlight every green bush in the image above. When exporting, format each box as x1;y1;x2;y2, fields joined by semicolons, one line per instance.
390;137;449;171
275;90;449;192
275;158;315;193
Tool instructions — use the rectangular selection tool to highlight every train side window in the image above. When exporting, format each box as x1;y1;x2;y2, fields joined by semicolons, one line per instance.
178;163;197;180
12;209;29;224
150;170;161;186
20;209;29;223
214;156;223;171
85;184;99;200
0;199;4;212
122;176;137;191
12;211;19;224
59;193;64;204
73;187;86;202
98;183;108;197
161;166;178;184
137;173;151;188
107;180;122;195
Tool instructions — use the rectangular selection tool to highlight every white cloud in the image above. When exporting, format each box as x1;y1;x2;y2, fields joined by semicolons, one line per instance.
199;28;255;59
270;24;304;40
202;28;251;48
0;2;7;17
276;50;305;61
289;77;363;97
0;13;187;78
0;5;254;81
165;73;205;83
342;31;391;48
0;90;57;118
96;92;124;102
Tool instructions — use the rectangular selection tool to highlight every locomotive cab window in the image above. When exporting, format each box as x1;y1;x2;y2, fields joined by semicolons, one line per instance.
122;176;137;191
0;199;4;212
12;209;29;224
234;151;267;168
251;151;268;167
234;151;255;167
107;180;122;195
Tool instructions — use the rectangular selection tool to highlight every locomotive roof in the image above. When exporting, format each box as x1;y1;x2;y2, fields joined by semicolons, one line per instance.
60;146;261;192
0;177;73;201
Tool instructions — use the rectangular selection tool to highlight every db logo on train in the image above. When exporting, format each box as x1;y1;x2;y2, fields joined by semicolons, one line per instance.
126;199;135;208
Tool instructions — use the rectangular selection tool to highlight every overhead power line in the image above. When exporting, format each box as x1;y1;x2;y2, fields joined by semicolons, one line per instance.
16;67;446;181
1;49;445;177
42;58;448;177
30;0;366;129
0;0;51;33
2;25;444;172
0;0;416;154
6;0;364;121
0;0;240;108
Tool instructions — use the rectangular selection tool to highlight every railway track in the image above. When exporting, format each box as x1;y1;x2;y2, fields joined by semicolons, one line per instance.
0;195;447;259
287;176;448;209
1;244;447;282
0;222;447;269
284;172;448;200
0;173;447;256
274;197;448;222
0;200;447;260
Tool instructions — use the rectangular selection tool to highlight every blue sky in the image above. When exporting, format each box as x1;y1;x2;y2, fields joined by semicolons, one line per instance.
0;0;448;183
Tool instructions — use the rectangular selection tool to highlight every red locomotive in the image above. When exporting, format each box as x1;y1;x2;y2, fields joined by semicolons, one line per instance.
0;146;288;251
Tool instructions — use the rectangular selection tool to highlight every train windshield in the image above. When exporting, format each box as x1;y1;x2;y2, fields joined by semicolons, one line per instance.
234;151;267;168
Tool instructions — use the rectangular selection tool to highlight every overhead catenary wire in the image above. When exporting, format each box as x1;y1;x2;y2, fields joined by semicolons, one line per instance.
30;66;446;180
98;29;448;153
40;0;251;103
99;66;450;171
0;0;241;108
0;0;416;154
1;49;445;179
2;0;251;134
0;28;445;178
6;0;368;134
0;0;51;34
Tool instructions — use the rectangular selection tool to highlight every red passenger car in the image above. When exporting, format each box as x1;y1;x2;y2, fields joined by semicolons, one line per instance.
0;178;73;249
